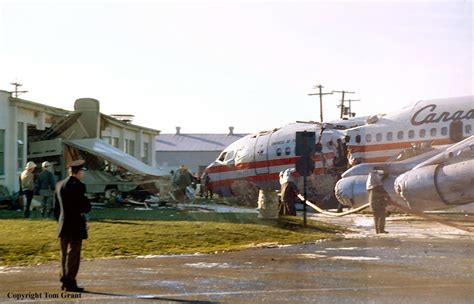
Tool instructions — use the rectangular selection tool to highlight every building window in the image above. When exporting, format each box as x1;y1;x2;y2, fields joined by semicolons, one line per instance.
408;130;415;139
441;127;448;136
419;129;426;138
397;131;404;140
386;132;393;141
112;137;119;148
276;148;282;156
17;122;24;170
142;142;149;164
124;139;135;156
430;128;437;137
0;130;4;175
285;147;291;155
376;133;382;142
366;134;372;143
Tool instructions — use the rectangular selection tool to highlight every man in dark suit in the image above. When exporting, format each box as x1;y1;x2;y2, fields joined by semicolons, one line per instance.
54;159;91;292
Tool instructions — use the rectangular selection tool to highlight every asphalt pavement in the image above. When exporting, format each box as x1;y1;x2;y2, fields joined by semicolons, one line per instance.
1;213;473;303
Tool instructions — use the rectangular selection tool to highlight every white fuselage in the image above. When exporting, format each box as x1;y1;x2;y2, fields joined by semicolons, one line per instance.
205;122;347;196
345;96;473;164
335;96;473;211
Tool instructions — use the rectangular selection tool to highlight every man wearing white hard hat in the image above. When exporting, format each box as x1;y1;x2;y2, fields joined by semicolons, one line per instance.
37;161;56;218
20;161;37;218
366;169;391;234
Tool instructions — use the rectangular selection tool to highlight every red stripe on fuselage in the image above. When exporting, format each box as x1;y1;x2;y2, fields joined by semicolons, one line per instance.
206;153;334;174
208;168;327;189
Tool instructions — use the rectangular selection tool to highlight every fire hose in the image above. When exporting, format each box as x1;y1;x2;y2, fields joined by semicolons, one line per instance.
297;194;370;217
387;201;474;233
298;194;473;232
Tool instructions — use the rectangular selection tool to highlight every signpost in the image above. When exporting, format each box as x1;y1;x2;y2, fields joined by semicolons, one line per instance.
295;131;316;226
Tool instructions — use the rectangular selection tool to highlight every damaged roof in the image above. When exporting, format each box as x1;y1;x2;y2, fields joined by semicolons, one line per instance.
156;133;248;152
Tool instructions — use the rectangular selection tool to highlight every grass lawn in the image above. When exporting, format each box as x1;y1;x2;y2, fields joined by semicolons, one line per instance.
0;207;344;266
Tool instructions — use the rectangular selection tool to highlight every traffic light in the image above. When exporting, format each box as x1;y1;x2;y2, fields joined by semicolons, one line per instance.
295;131;316;176
295;131;316;156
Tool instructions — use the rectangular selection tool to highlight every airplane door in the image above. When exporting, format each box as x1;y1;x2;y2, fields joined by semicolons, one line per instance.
449;120;464;143
254;134;271;174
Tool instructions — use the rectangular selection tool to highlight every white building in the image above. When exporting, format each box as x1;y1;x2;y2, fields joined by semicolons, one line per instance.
0;90;162;196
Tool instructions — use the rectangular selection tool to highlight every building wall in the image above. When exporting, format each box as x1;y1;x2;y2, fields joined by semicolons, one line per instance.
100;120;156;166
0;92;12;188
156;151;220;175
0;91;159;195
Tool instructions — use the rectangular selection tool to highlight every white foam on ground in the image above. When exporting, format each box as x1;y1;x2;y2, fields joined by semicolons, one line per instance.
329;256;380;261
181;203;258;213
325;247;360;251
0;266;24;273
298;253;327;259
184;262;236;269
137;253;204;259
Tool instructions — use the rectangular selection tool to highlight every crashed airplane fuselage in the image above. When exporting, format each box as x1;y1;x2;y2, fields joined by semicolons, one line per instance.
335;96;473;211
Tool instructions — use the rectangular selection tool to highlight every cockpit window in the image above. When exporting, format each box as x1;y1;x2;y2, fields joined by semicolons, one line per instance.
224;151;234;162
218;152;226;162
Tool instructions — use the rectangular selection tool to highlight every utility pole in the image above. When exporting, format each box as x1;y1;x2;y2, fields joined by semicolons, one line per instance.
333;90;355;119
308;84;333;122
344;99;360;118
10;82;28;98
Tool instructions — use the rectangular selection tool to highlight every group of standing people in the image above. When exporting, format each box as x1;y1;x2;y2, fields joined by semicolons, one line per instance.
20;161;56;219
171;165;213;202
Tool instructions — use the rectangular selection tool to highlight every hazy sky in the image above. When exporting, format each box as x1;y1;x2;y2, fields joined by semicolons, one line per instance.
0;0;472;134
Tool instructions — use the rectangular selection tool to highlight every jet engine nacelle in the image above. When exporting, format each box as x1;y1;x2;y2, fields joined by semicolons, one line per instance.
335;175;402;208
335;147;446;209
394;159;474;210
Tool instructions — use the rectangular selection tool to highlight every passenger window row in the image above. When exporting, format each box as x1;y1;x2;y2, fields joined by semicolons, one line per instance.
354;124;472;144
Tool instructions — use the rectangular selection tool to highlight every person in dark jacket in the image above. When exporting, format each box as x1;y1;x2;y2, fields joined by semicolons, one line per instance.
37;161;56;218
54;159;91;292
279;169;299;216
172;165;193;202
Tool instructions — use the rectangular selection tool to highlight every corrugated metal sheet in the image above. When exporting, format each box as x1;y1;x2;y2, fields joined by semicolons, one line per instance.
64;138;167;176
156;133;248;152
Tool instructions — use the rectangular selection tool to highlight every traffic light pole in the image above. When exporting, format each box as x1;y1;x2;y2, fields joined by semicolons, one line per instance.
295;130;316;227
303;175;307;227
